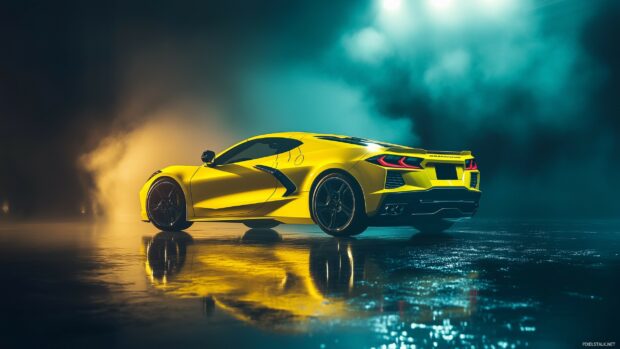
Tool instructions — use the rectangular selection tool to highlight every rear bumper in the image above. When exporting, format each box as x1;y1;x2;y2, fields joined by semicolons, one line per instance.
368;187;481;226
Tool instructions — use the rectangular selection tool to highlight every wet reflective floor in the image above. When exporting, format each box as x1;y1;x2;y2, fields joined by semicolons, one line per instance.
0;220;618;349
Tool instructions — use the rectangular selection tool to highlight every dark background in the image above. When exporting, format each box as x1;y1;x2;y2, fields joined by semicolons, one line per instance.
1;0;619;219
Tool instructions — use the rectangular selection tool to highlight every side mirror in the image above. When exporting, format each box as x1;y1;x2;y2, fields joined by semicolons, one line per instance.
201;150;215;164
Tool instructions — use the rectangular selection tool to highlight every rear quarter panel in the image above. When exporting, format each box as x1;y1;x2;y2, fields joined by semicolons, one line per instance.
262;140;370;222
295;139;371;193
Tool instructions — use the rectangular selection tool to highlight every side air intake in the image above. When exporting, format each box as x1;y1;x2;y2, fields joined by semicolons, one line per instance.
470;173;478;188
385;171;405;189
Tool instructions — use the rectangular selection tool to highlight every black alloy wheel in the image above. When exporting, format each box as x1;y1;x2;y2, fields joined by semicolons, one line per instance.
147;178;193;231
311;173;367;236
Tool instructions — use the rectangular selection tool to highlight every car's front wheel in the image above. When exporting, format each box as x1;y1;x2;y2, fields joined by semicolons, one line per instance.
311;172;367;237
147;178;193;231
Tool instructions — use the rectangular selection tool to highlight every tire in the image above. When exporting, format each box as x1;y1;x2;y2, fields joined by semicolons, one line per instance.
147;178;194;231
243;220;280;229
310;172;367;237
411;218;454;233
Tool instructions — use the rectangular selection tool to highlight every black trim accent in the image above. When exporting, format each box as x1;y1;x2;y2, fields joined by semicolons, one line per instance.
212;219;284;224
214;138;303;166
434;163;458;180
385;171;405;189
427;150;466;155
254;165;297;197
147;170;162;181
470;173;478;188
369;187;481;226
315;135;393;147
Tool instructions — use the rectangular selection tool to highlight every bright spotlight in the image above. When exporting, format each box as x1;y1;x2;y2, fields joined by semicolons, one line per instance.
382;0;402;12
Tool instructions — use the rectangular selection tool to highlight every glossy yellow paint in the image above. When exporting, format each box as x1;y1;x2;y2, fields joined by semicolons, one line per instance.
145;239;347;330
191;155;279;217
143;231;477;331
139;132;480;223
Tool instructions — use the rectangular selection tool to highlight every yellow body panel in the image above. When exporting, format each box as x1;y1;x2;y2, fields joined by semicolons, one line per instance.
190;155;279;217
139;132;481;224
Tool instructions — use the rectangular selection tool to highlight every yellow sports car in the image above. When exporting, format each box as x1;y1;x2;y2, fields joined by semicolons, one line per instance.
139;132;481;236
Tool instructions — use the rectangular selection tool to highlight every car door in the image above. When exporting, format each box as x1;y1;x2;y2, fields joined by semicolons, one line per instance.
267;139;306;199
190;138;283;218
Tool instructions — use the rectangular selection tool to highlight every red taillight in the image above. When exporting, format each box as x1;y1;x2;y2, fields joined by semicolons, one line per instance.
465;159;478;170
367;155;423;169
376;156;398;167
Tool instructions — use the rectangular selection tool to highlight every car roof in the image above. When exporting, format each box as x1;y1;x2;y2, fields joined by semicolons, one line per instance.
247;131;406;146
245;131;318;140
246;131;377;142
240;132;471;156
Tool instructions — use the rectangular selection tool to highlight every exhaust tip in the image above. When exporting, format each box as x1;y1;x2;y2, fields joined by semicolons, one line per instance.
382;203;406;216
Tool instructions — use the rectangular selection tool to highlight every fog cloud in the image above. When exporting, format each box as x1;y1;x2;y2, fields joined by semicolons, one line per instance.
2;0;619;219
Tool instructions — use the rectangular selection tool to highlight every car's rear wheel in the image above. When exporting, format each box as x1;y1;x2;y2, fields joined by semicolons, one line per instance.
147;178;193;231
243;220;280;229
411;218;454;233
311;172;367;237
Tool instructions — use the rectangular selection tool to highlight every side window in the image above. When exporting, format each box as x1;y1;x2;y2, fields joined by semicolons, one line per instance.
271;138;302;154
215;138;302;165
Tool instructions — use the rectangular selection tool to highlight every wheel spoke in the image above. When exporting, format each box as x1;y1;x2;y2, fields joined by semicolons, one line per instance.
323;180;335;194
152;201;163;211
341;203;352;216
337;182;346;194
318;185;329;199
337;210;350;222
316;206;331;215
328;210;337;228
166;210;173;225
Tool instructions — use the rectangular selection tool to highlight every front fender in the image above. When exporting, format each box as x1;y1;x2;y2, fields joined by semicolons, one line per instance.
139;165;200;221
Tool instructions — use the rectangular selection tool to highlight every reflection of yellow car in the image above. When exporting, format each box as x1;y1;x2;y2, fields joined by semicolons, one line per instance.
139;132;481;236
143;230;478;332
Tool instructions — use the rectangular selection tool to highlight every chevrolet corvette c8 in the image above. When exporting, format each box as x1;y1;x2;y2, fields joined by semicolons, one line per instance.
139;132;481;236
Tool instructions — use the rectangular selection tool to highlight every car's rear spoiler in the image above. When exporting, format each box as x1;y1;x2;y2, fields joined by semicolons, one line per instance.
385;147;471;156
428;150;472;156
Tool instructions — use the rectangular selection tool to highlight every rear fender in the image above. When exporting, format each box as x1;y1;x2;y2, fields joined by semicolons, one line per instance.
297;145;370;193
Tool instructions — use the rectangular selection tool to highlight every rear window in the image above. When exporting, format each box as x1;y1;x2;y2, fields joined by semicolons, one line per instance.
315;135;392;147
